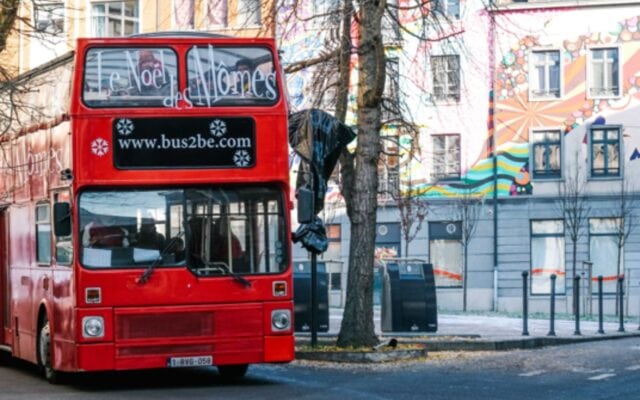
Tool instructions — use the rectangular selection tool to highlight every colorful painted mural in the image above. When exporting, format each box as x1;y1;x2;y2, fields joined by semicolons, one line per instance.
413;9;640;198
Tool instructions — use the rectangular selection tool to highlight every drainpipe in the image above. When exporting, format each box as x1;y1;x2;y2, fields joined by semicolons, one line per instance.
488;2;499;312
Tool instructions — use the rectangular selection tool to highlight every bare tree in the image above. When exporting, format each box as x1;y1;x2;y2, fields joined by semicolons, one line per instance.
611;170;637;314
451;187;483;311
556;152;590;314
277;0;460;347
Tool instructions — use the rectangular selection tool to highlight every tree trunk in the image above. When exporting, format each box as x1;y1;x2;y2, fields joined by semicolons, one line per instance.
0;0;19;54
463;243;468;311
337;0;385;348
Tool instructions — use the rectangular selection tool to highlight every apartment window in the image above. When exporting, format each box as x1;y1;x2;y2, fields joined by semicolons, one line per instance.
432;134;460;181
36;203;52;264
434;0;460;18
33;1;64;34
382;57;400;123
207;0;228;27
589;48;620;97
324;224;342;290
429;221;462;287
590;126;620;177
532;130;561;179
530;50;560;99
236;0;261;27
91;1;139;37
174;0;194;30
432;55;460;101
589;218;621;294
531;220;565;295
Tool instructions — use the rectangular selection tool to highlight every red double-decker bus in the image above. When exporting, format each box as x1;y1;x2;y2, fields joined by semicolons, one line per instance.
0;33;293;383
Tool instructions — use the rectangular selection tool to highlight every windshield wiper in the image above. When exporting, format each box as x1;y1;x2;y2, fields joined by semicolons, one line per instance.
194;256;252;288
137;232;184;285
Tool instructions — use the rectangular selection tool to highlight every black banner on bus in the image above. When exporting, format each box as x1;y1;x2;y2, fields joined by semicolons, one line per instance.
113;117;255;169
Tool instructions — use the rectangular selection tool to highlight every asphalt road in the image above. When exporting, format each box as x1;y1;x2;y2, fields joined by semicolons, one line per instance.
1;337;640;399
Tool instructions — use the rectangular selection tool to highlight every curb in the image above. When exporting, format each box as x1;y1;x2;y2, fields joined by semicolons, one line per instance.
296;348;428;363
294;332;640;362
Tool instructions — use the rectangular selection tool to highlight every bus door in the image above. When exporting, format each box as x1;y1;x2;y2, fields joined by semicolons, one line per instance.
0;208;10;347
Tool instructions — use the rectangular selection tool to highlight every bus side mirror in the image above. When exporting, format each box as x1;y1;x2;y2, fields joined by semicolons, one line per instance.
53;202;71;237
296;187;314;224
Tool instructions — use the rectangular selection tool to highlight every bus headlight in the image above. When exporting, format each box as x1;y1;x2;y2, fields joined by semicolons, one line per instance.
271;310;291;332
82;316;105;338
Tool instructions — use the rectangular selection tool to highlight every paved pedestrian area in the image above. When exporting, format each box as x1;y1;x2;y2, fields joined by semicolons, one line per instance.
295;308;640;352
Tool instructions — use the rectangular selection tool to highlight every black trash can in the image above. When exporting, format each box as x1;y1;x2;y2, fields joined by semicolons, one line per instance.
381;262;437;332
293;261;329;332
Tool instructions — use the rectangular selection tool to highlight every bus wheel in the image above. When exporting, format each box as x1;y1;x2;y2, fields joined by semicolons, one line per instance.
217;364;249;380
38;319;61;384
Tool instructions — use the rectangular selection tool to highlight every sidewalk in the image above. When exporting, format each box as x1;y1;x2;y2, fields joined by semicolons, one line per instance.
295;308;640;353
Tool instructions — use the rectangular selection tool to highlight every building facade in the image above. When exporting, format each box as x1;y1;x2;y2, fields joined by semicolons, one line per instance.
285;0;640;317
1;0;272;75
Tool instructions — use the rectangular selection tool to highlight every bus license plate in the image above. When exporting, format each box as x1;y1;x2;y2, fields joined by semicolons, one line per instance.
168;356;213;368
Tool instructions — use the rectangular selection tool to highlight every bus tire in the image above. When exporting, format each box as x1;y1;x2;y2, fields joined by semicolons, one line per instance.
38;318;62;384
217;364;248;380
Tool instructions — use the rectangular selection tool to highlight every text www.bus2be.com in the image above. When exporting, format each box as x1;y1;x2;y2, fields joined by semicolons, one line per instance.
117;134;252;150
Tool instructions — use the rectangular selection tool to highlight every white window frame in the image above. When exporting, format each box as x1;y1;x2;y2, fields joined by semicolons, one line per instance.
529;127;563;180
433;0;460;19
32;1;65;34
528;48;563;101
589;218;623;295
431;133;461;182
431;54;460;102
530;219;565;295
89;0;140;38
587;45;622;100
205;0;228;29
235;0;261;28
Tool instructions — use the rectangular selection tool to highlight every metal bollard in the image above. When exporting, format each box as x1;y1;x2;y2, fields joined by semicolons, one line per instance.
574;276;581;335
548;274;557;337
618;275;625;333
598;276;604;334
522;271;529;336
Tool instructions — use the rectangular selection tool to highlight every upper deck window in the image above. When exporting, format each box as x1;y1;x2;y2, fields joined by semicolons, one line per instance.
83;47;178;108
186;45;278;106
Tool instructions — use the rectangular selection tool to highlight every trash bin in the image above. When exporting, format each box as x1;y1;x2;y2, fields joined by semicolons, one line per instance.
381;262;437;332
293;261;329;332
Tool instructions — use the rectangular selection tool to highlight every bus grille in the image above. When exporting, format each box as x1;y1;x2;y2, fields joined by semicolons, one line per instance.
115;307;263;340
116;311;214;340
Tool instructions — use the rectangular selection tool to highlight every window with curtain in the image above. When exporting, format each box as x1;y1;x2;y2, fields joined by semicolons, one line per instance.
531;219;565;294
590;48;620;97
33;1;65;34
532;130;561;178
590;126;620;177
433;0;460;19
429;221;463;287
236;0;261;27
207;0;228;27
589;218;622;294
91;1;139;37
432;55;460;101
431;134;460;181
530;50;560;99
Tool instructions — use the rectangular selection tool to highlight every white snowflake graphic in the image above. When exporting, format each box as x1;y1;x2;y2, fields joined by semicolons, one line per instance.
233;150;251;167
116;119;134;136
209;119;227;137
91;138;109;157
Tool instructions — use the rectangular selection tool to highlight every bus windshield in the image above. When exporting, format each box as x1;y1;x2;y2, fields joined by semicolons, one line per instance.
79;186;288;276
83;47;179;108
186;45;278;106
